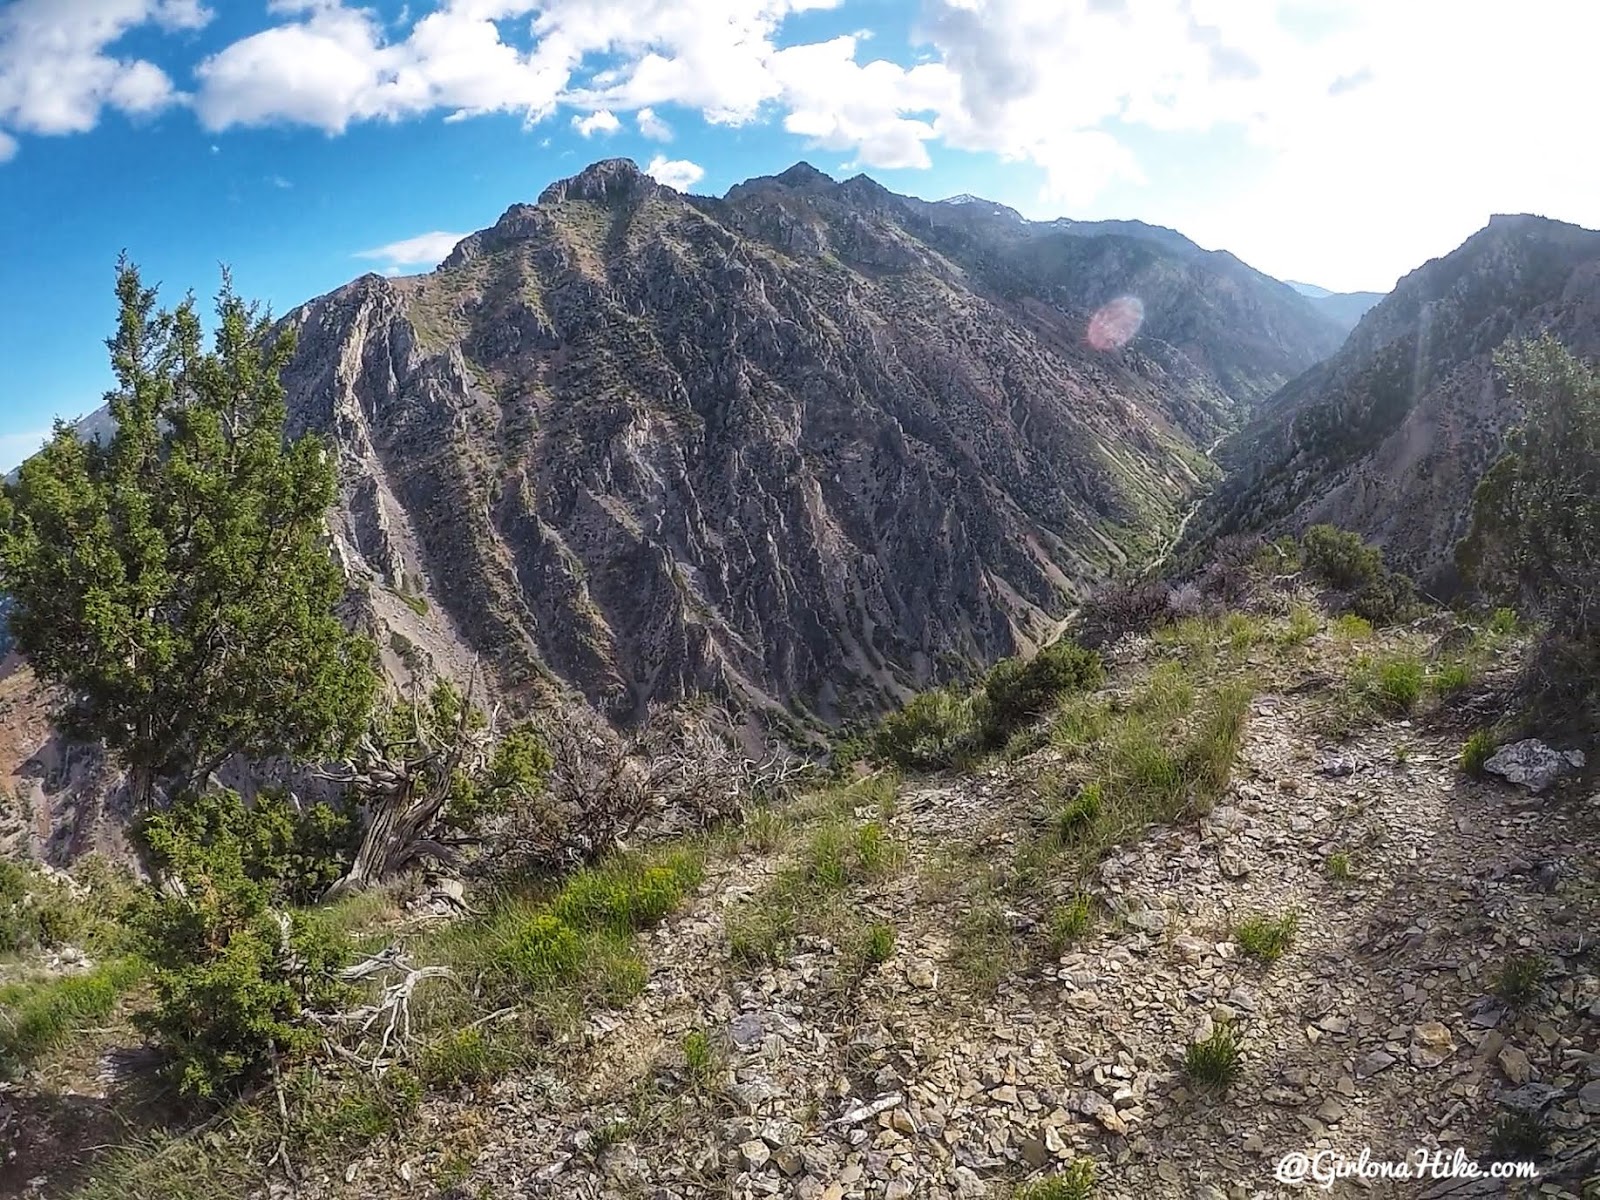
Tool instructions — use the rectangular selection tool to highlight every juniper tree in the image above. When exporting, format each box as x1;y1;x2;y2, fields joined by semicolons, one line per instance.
1458;334;1600;719
0;259;376;805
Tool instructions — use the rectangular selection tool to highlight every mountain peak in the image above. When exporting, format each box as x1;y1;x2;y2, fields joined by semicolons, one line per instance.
538;158;660;206
774;162;835;189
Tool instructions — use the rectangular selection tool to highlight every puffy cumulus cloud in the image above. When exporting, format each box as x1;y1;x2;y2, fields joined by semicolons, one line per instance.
636;106;672;141
644;154;704;191
0;0;208;152
768;36;952;170
192;0;840;134
355;230;469;273
193;2;575;132
571;108;620;137
6;0;1597;295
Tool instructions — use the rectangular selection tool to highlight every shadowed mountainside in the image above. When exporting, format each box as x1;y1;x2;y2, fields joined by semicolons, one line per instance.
1190;214;1600;590
276;158;1343;729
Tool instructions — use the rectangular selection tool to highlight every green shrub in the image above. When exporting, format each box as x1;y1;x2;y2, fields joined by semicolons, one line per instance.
874;688;977;769
0;861;90;955
1234;911;1298;963
1460;729;1496;775
1055;784;1102;842
551;853;703;935
1349;572;1418;626
418;1026;507;1087
501;915;584;989
1494;954;1546;1008
1283;604;1320;645
1357;653;1424;713
1184;1024;1244;1090
682;1028;717;1086
1047;894;1094;954
1431;660;1473;696
1324;852;1354;882
980;640;1104;740
0;957;146;1071
135;860;350;1099
1332;614;1373;640
863;922;895;964
1301;525;1384;591
1301;525;1417;625
140;788;357;906
1489;607;1519;636
1457;338;1600;725
1015;1159;1097;1200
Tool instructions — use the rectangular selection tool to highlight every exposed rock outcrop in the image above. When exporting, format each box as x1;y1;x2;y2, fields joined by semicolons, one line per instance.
275;159;1345;726
1191;215;1600;588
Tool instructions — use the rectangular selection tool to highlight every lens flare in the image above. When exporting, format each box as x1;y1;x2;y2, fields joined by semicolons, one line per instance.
1087;295;1145;351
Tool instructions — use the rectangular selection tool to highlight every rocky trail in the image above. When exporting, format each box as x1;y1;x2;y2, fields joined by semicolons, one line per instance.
316;635;1600;1200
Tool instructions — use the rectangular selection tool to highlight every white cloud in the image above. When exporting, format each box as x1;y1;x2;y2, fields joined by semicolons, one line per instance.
354;230;469;273
0;130;15;162
636;106;671;140
644;154;704;191
0;0;207;152
571;108;620;137
193;2;574;132
3;0;1598;293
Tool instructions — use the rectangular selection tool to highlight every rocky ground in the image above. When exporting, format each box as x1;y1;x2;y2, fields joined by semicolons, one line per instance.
304;630;1600;1200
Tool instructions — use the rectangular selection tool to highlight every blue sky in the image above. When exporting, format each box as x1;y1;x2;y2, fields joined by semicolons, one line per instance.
2;0;1595;469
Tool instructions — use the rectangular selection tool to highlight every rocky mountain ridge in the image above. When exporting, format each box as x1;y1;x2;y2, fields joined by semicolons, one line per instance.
1189;214;1600;588
1287;282;1387;334
270;157;1345;728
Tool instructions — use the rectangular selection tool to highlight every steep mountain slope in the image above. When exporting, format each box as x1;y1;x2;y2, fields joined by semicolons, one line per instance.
1192;215;1600;588
277;158;1343;725
1288;282;1387;334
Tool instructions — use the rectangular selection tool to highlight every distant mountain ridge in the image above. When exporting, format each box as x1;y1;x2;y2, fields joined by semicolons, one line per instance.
1191;213;1600;587
256;157;1343;726
1287;281;1387;334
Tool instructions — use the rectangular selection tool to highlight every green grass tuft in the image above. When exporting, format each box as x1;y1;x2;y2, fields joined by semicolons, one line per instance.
1488;1109;1547;1160
1488;607;1519;637
0;956;145;1071
1234;911;1299;963
682;1028;718;1087
1184;1023;1244;1090
1493;954;1547;1008
1055;784;1102;842
1430;659;1473;696
1461;729;1497;775
1015;1159;1097;1200
862;922;895;965
1046;893;1095;955
1282;604;1320;645
1369;653;1425;713
501;913;585;988
1331;614;1373;641
418;1026;509;1088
